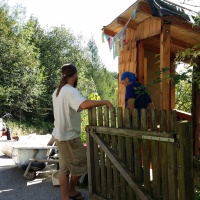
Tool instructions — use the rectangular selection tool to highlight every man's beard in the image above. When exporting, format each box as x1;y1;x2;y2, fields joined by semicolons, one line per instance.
73;78;78;88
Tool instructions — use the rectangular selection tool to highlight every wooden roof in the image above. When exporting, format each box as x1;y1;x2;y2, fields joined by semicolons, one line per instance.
102;0;200;55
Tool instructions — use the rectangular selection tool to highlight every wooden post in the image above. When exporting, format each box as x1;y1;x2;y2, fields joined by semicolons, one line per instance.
192;62;200;157
167;110;178;200
110;107;120;200
104;107;112;199
177;121;194;200
86;108;96;194
160;110;169;200
98;107;106;197
160;22;170;113
137;40;144;84
117;107;127;200
150;109;161;199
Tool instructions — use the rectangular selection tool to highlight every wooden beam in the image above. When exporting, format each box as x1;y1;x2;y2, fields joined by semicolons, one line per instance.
163;16;200;35
144;57;147;86
160;24;171;112
144;43;160;54
170;62;175;109
143;43;176;59
137;40;144;84
103;29;116;37
154;35;193;50
117;17;138;30
137;1;152;16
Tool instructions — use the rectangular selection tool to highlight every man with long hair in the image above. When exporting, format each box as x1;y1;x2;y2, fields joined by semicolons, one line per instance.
52;64;113;200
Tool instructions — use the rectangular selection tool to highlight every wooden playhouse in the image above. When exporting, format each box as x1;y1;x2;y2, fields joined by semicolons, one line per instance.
101;0;200;156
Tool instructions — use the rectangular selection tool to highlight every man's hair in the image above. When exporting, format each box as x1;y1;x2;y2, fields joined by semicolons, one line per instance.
56;64;77;97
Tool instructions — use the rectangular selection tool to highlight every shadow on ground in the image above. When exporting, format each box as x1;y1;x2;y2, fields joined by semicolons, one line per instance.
0;154;90;200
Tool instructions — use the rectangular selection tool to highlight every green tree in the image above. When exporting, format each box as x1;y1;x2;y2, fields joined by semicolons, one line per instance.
0;3;44;122
87;37;118;106
33;25;95;120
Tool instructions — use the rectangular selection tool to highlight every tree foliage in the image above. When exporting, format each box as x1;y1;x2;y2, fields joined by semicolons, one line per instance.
0;2;118;131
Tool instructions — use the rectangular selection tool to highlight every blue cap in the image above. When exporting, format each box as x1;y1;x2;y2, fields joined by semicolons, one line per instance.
120;72;137;83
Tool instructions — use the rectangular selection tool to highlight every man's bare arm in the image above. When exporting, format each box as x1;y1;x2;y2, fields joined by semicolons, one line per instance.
78;100;113;111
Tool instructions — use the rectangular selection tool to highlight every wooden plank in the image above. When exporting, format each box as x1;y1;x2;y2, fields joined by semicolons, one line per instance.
132;108;143;189
131;45;137;71
160;110;169;200
170;62;176;109
117;107;127;199
142;140;151;192
117;17;137;30
110;107;116;128
86;125;174;139
125;28;131;43
160;23;170;114
151;140;160;199
86;108;95;194
141;109;151;195
177;121;194;200
135;17;161;40
117;107;123;128
110;107;120;200
92;107;101;194
167;110;178;200
98;107;106;196
124;108;131;129
90;133;153;200
150;109;161;199
132;109;140;130
103;107;112;199
119;135;127;200
144;57;147;86
160;142;168;200
141;109;148;131
98;107;103;127
112;135;120;200
160;110;167;133
94;140;101;193
144;18;150;38
124;108;135;199
100;145;106;197
167;142;178;200
137;40;144;84
134;138;142;183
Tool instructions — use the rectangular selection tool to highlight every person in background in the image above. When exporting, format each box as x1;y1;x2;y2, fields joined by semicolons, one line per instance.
52;64;113;200
120;71;155;111
120;71;154;180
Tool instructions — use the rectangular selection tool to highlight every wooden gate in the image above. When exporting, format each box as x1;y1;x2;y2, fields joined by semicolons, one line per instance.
86;107;194;200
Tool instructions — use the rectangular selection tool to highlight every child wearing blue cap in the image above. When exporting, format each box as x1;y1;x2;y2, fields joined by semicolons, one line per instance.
120;72;155;110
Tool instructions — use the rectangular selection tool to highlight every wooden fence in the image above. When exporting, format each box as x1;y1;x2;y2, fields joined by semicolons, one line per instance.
85;107;194;200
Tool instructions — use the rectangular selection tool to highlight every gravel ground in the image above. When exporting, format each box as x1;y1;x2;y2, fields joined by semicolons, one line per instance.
0;137;90;200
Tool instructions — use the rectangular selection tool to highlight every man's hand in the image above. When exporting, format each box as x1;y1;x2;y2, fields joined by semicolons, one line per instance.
127;98;135;111
105;100;114;108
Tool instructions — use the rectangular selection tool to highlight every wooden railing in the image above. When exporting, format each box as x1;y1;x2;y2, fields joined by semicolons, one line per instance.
86;107;194;200
176;109;192;121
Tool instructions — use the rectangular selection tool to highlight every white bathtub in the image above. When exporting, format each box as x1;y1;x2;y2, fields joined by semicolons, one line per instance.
12;146;53;170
